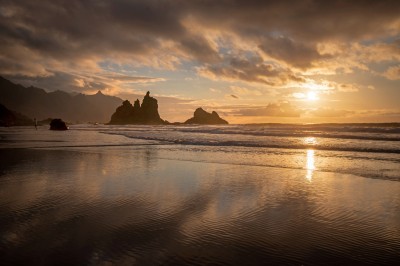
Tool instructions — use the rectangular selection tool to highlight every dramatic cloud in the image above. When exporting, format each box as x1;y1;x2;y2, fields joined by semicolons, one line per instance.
2;1;399;75
7;71;165;95
237;102;301;117
230;86;262;96
258;36;326;68
383;66;400;80
0;0;399;122
308;108;354;118
198;56;305;86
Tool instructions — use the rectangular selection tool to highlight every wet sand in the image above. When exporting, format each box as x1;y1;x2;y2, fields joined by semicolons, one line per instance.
1;145;400;265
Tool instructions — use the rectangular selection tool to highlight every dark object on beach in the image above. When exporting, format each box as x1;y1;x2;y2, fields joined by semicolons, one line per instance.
50;119;68;130
109;91;167;125
185;108;228;124
0;103;32;126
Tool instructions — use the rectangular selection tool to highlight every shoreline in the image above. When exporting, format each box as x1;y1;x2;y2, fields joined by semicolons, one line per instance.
3;145;400;183
2;121;400;129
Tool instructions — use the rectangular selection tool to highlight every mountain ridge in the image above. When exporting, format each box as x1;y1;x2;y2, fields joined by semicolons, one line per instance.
0;103;33;126
0;76;122;123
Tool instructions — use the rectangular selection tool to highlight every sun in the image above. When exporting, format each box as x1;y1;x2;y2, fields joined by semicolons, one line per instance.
307;91;318;101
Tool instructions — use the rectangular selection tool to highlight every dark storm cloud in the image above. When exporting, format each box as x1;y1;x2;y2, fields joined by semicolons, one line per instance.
258;36;327;68
0;0;181;60
188;0;400;41
0;0;399;88
201;56;278;85
179;34;221;63
199;56;305;85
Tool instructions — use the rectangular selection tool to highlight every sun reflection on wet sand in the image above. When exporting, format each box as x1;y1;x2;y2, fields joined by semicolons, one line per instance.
1;144;400;265
304;137;317;145
306;149;315;181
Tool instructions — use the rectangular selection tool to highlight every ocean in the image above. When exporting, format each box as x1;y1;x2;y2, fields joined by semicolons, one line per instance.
98;123;400;181
0;123;399;265
4;123;398;180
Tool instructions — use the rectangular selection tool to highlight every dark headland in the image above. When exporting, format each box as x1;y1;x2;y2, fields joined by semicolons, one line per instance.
0;103;33;127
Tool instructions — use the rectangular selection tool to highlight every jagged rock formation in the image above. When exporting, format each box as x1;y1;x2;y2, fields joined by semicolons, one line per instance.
0;103;33;126
50;119;68;130
109;100;138;124
185;108;228;124
109;91;166;125
0;76;122;123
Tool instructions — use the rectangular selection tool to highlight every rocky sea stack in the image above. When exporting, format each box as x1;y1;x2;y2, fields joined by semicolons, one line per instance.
185;108;228;125
109;91;166;125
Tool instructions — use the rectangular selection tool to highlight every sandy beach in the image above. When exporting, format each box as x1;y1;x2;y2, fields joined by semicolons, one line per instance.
1;126;400;265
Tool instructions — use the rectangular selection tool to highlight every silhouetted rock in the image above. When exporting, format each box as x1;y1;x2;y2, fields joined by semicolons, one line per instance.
133;99;140;112
139;91;164;124
109;91;166;125
0;103;32;126
50;119;68;130
109;100;137;124
185;108;228;124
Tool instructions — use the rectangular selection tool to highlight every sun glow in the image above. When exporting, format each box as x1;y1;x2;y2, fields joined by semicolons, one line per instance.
293;90;320;101
307;91;318;101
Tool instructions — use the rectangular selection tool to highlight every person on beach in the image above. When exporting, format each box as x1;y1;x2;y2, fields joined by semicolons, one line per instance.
34;117;37;130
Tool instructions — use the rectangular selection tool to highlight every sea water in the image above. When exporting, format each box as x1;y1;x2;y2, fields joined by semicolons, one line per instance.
94;123;400;181
2;123;399;180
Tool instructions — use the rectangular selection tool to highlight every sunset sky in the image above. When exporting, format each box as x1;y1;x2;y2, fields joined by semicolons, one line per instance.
1;0;399;123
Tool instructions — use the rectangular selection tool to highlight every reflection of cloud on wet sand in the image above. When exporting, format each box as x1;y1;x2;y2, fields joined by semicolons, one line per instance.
1;147;400;264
